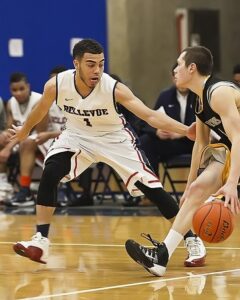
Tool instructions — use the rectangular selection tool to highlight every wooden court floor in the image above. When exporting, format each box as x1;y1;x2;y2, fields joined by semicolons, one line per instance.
0;211;240;300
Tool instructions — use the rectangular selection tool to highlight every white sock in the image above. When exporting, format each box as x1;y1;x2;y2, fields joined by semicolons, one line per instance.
164;229;183;258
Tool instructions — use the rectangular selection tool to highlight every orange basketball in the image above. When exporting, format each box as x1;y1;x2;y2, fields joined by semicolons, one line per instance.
192;200;235;243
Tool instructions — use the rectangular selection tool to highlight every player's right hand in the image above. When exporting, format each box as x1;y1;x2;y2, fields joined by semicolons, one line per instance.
212;183;240;215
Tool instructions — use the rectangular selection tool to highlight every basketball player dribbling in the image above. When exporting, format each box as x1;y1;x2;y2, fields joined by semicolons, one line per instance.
10;39;206;268
125;46;240;277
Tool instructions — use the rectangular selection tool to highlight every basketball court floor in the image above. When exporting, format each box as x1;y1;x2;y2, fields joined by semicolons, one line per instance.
0;202;240;299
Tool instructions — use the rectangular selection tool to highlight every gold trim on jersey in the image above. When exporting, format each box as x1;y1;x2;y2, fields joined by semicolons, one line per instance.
195;96;203;114
199;143;230;184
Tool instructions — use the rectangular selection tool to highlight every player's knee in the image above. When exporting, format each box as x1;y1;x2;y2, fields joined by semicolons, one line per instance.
135;181;179;220
36;152;72;207
36;163;60;207
187;181;207;204
36;196;56;207
44;163;61;184
19;138;37;151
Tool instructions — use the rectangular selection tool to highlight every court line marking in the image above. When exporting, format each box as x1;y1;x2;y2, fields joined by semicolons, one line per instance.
18;268;240;300
1;241;240;250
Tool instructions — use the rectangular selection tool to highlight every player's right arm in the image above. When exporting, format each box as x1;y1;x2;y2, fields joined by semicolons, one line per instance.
115;82;193;138
6;101;14;129
9;77;56;143
180;118;210;206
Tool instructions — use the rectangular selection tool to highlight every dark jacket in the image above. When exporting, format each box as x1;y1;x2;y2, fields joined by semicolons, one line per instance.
142;86;196;135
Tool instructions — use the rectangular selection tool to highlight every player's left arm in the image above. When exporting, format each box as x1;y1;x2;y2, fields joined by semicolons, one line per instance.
115;82;195;140
211;86;240;214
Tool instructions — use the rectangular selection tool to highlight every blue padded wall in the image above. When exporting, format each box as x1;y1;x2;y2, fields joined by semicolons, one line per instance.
0;0;107;100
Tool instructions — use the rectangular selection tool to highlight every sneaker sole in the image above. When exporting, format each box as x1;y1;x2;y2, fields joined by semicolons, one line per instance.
8;200;35;207
184;255;206;267
13;243;46;264
125;240;166;276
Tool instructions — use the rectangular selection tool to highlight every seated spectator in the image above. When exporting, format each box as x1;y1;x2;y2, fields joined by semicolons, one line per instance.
0;96;13;202
233;64;240;85
6;69;67;206
0;73;43;205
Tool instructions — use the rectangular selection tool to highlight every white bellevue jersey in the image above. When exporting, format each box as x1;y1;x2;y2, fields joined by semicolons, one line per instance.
9;91;42;126
36;102;67;160
48;102;66;132
56;70;125;136
47;70;162;196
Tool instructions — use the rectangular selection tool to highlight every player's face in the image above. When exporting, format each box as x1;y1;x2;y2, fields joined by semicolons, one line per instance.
10;81;30;104
75;53;104;89
174;52;192;89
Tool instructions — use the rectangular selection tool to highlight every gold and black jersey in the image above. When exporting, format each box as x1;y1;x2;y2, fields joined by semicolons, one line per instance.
195;76;240;149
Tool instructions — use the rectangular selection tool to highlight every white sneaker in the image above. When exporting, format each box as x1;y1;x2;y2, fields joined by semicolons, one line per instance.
0;190;14;204
13;232;50;264
0;181;14;192
184;236;206;267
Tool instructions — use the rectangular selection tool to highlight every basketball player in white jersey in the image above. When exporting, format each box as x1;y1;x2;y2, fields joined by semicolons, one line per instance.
10;39;205;267
34;66;67;157
0;72;42;204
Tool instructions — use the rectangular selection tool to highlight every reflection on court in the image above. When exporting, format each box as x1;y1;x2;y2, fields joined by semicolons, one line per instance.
0;213;239;299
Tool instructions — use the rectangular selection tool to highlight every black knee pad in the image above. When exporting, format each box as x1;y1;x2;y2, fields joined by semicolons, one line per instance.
37;152;73;207
135;181;179;219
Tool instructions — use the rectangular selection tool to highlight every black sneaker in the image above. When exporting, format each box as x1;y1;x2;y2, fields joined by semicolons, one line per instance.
67;194;94;207
125;233;169;276
122;196;141;207
7;187;35;207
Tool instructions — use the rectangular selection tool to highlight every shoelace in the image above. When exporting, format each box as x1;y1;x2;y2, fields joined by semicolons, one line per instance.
186;238;201;256
32;233;41;241
32;233;46;243
140;233;161;260
14;188;32;202
141;233;161;246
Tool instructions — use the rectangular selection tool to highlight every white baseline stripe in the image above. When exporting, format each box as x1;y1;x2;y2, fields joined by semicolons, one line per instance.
19;268;240;300
1;241;240;250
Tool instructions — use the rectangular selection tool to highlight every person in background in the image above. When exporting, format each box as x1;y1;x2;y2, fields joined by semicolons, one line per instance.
232;64;240;85
0;72;42;205
139;64;196;176
6;68;67;206
0;96;7;134
0;96;12;202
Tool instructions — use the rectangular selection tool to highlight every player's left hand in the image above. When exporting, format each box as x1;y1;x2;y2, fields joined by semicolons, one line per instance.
213;183;240;215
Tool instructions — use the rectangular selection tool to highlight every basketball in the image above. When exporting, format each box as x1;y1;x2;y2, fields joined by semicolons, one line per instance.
192;200;235;243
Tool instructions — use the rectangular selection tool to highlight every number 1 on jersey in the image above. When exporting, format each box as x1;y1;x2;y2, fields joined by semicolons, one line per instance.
84;118;92;127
